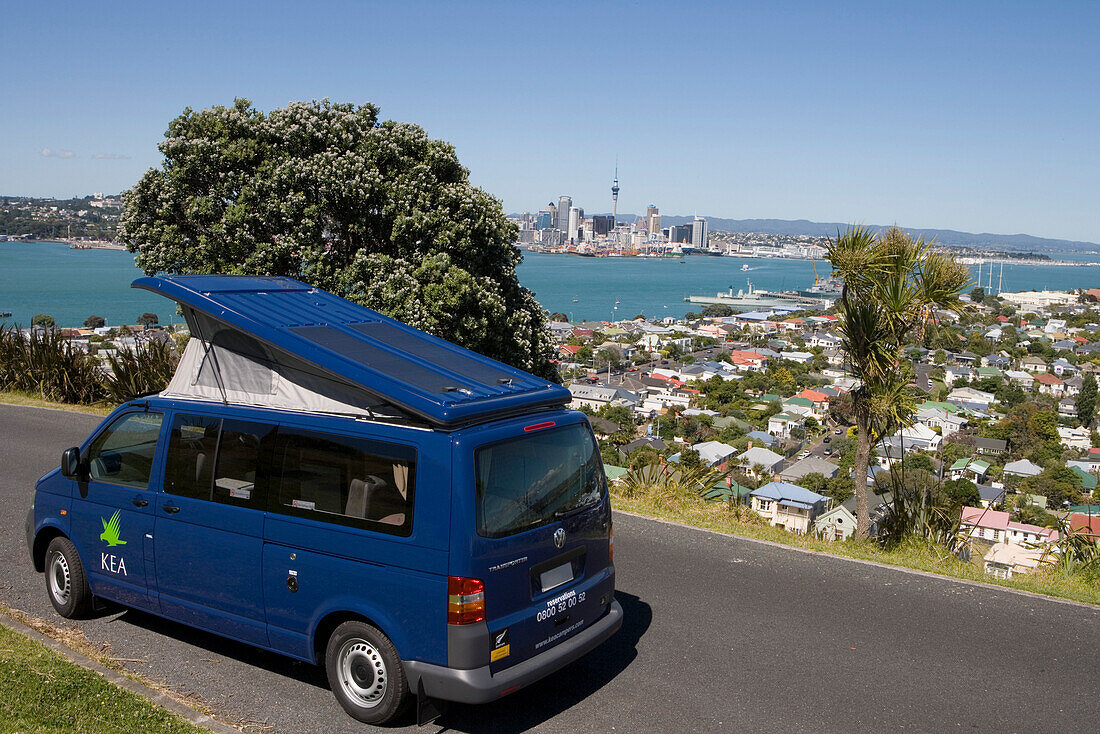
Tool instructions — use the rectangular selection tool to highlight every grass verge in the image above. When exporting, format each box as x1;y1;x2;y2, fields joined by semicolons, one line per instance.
0;621;209;734
612;490;1100;607
0;603;246;732
0;389;114;416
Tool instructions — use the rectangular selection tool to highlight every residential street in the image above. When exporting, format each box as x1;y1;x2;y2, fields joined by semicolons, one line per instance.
2;402;1099;733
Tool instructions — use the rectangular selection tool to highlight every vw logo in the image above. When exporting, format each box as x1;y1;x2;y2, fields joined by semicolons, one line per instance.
553;528;566;549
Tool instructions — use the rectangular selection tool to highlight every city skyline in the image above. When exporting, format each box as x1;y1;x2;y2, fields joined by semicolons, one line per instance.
2;1;1098;242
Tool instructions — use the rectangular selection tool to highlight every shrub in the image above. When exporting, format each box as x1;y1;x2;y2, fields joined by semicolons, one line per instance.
104;339;178;403
0;325;105;403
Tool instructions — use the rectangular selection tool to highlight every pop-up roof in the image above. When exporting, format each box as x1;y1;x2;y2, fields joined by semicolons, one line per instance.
133;275;570;428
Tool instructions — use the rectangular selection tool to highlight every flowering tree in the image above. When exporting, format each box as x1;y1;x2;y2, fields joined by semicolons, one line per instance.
119;99;557;379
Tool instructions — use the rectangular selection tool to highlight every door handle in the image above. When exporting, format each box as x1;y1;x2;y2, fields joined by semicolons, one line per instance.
161;504;180;514
131;498;148;507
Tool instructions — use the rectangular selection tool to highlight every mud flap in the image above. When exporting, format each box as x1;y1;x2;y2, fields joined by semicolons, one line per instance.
417;677;444;726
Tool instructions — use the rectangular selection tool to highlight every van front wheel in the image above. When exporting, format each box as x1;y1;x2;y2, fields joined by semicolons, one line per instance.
45;536;92;618
325;621;410;725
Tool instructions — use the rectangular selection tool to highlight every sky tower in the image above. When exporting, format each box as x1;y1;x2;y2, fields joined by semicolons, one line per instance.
611;163;620;225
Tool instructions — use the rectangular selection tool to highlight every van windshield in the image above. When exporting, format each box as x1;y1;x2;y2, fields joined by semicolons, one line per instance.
475;423;606;538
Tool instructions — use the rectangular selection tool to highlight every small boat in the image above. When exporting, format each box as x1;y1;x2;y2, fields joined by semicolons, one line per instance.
572;298;579;303
741;264;751;271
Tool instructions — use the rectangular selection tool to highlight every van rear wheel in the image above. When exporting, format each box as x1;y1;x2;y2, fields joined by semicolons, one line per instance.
45;536;92;618
325;620;410;724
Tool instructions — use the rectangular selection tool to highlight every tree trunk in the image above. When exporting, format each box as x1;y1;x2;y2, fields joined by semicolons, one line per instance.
854;415;873;540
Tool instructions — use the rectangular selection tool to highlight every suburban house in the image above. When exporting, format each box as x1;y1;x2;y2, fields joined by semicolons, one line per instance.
1058;425;1091;450
1020;355;1048;374
914;405;967;436
1003;459;1043;478
746;430;779;448
960;506;1059;546
767;412;805;440
736;447;785;478
691;440;739;468
617;436;666;460
946;386;996;411
974;437;1008;456
568;383;641;410
1005;370;1035;389
949;458;990;483
813;491;891;541
1035;373;1065;396
750;481;829;534
983;543;1047;579
778;456;840;483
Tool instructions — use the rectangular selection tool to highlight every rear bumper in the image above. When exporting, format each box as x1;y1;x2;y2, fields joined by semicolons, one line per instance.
404;599;623;704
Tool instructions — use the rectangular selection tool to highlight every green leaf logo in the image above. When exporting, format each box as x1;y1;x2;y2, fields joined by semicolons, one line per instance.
100;510;127;547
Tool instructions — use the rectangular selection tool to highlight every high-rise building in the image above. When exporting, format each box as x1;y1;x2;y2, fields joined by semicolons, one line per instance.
647;205;661;237
536;209;554;230
592;215;614;236
568;206;583;242
669;224;693;244
557;196;572;232
691;216;708;250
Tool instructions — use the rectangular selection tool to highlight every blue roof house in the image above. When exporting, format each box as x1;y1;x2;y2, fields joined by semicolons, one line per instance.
750;481;829;534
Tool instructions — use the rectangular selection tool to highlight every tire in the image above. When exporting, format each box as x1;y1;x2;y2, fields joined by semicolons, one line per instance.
325;620;410;725
45;536;92;618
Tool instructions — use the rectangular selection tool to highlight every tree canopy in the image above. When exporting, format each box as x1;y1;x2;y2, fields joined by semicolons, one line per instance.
119;98;556;379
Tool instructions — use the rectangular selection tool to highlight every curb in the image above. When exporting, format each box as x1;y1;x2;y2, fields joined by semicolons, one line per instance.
615;508;1100;611
0;612;239;734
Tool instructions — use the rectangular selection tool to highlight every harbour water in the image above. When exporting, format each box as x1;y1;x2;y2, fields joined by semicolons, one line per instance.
4;242;1100;327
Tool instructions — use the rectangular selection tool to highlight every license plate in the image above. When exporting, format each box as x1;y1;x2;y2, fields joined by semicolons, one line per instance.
539;562;573;592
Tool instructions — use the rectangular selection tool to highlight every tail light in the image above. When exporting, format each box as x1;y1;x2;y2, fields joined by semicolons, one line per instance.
609;518;614;564
447;576;485;625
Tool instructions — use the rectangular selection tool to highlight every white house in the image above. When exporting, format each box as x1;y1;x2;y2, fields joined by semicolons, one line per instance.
750;481;829;534
961;507;1058;546
767;412;804;440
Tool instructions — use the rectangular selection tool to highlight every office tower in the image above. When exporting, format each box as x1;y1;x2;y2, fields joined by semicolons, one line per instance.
557;196;572;232
670;224;693;244
691;216;708;249
592;215;614;236
647;205;660;236
568;206;582;242
536;209;554;230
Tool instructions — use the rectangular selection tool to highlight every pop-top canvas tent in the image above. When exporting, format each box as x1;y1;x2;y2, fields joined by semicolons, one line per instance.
136;275;570;428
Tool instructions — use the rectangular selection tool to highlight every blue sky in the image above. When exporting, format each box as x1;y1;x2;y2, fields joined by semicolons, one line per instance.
2;1;1098;242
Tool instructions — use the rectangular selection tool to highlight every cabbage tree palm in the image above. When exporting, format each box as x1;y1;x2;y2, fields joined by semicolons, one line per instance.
827;226;969;539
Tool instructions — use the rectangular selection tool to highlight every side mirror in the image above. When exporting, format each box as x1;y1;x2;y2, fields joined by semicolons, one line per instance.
60;447;82;479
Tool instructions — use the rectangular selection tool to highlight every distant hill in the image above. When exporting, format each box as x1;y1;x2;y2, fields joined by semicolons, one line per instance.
536;213;1099;253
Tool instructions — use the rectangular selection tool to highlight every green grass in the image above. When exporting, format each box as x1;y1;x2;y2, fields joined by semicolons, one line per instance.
612;489;1100;606
0;389;114;416
0;623;208;734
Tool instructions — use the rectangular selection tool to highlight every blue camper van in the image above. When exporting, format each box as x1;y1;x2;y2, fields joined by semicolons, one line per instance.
25;275;621;725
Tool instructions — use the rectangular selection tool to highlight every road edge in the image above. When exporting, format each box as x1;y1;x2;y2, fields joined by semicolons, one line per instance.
615;509;1100;611
0;612;240;734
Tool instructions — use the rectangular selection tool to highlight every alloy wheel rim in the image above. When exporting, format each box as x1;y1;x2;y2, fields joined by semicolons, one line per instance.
49;552;71;603
338;639;387;708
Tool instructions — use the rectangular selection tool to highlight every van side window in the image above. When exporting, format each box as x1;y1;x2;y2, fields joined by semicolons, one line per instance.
164;414;220;500
212;420;274;508
273;430;415;536
86;412;164;489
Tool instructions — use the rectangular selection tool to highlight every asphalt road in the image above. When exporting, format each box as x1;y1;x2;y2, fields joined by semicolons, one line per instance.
2;402;1099;733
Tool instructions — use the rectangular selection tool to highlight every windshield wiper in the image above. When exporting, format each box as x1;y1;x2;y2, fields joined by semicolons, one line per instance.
553;497;600;519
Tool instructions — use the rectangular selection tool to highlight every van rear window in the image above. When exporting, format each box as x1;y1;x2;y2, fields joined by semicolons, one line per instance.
475;423;606;539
